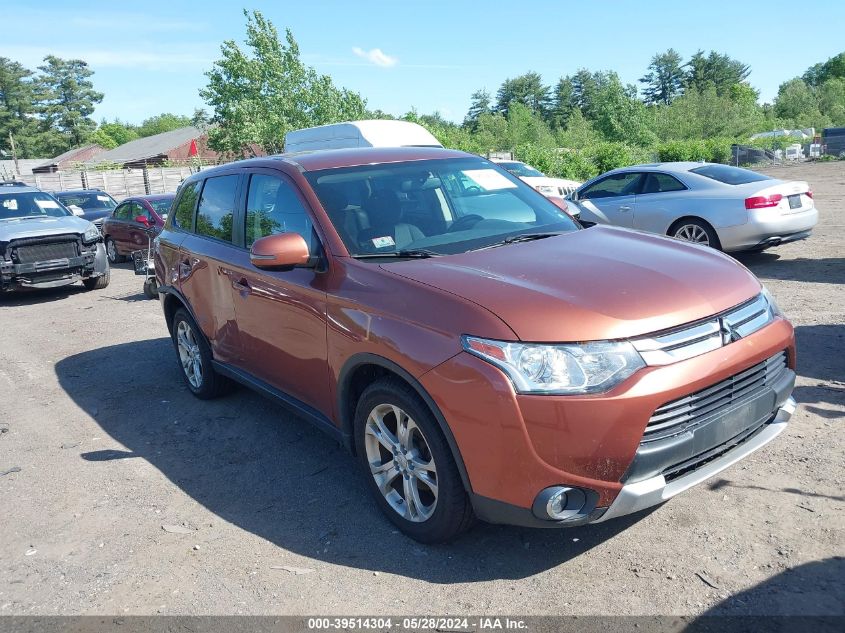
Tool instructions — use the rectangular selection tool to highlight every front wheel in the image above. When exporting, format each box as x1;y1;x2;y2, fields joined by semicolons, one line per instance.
105;237;125;263
669;218;721;249
82;269;110;290
354;378;473;543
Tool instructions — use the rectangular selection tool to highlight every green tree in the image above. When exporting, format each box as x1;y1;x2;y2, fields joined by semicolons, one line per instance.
137;113;192;137
0;57;41;158
463;88;492;130
802;52;845;86
640;49;685;105
685;50;751;95
200;10;367;156
589;73;656;146
818;78;845;125
494;72;550;118
36;55;103;149
773;78;821;125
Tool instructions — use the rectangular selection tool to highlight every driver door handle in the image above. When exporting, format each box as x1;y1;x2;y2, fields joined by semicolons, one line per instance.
619;205;631;211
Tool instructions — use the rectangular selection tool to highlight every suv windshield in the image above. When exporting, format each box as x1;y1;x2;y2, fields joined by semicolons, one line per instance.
305;158;577;257
690;164;771;185
498;161;545;178
56;192;117;210
0;191;70;220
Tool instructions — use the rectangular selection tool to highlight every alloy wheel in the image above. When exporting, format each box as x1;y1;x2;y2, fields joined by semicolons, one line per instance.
364;403;438;522
176;320;203;389
106;239;117;262
673;224;710;245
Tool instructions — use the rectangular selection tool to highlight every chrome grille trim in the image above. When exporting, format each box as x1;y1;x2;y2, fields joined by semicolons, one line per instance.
632;294;774;366
642;351;788;443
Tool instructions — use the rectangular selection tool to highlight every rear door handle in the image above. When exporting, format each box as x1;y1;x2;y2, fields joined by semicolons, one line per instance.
619;205;631;211
232;277;251;294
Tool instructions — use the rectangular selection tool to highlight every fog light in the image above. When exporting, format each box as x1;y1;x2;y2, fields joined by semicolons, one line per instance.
533;486;590;521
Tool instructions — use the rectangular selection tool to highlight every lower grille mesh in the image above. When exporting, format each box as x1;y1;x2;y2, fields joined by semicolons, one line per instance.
643;351;788;443
14;240;79;264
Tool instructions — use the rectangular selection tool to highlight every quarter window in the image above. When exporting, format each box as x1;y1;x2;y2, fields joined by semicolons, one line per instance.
640;173;687;194
580;173;643;200
245;174;314;249
172;181;202;231
195;175;239;243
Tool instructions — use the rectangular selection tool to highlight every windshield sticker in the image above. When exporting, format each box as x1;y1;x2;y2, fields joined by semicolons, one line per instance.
2;199;19;210
96;195;111;202
462;169;518;191
371;236;395;248
35;199;61;209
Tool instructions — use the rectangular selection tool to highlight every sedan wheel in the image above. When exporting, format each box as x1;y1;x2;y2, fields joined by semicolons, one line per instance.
364;403;438;522
176;320;203;389
105;237;123;263
673;223;710;245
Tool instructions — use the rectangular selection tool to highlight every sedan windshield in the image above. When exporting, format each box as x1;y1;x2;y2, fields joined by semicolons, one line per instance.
498;161;545;178
147;198;174;215
56;192;117;210
305;158;578;258
0;192;71;220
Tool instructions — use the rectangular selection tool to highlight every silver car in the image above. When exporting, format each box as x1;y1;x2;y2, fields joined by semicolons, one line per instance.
568;162;819;252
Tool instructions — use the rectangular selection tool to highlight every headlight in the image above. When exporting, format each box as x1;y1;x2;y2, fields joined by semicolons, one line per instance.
462;336;645;395
82;224;100;244
761;285;783;317
536;185;556;194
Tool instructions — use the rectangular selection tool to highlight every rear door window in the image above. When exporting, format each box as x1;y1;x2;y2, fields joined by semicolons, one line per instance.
115;202;133;220
195;176;239;243
172;181;202;231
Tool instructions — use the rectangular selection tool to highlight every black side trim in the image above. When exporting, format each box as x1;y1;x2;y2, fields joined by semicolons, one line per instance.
212;361;347;445
337;353;472;493
470;493;607;529
158;285;200;332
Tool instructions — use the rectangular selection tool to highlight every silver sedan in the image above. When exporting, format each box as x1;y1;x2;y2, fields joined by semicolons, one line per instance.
568;162;819;252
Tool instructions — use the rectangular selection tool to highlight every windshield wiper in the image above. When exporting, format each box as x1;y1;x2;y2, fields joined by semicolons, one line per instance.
351;248;443;259
471;231;566;251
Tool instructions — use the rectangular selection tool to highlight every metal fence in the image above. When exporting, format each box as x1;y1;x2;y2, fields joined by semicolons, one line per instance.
15;166;202;198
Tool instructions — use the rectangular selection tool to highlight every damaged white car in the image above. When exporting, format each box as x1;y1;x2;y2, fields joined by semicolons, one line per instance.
0;183;109;292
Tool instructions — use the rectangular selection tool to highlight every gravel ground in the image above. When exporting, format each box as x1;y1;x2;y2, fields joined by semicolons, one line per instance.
0;162;842;617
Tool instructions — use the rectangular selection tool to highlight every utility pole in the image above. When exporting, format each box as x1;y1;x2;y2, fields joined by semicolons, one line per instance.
8;132;20;175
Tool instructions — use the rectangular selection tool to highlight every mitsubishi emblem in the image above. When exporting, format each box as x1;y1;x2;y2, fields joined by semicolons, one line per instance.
720;318;741;345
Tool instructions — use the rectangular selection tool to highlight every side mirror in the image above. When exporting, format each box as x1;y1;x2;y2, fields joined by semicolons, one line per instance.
250;233;313;270
134;215;152;227
548;196;571;214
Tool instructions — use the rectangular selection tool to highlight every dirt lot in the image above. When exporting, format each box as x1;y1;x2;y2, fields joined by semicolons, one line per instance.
0;162;842;617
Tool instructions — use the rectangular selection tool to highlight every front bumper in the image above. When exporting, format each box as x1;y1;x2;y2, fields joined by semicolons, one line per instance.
0;242;106;291
720;207;818;252
595;396;795;522
420;318;796;528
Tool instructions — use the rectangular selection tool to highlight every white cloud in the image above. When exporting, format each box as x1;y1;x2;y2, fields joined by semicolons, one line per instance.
352;47;398;68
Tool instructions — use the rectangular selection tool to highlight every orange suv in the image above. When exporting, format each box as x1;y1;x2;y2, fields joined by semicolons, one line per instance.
155;148;796;543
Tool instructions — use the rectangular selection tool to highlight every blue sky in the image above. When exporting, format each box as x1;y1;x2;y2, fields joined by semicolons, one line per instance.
3;1;843;125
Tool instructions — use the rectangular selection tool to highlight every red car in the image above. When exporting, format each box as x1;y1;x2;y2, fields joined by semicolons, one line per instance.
102;194;175;263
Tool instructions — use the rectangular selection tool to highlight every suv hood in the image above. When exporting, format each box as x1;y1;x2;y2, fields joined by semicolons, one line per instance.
0;215;92;241
380;226;761;342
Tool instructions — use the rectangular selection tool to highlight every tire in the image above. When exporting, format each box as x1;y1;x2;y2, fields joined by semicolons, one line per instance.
668;218;722;250
353;377;474;543
105;237;125;263
82;269;110;290
170;308;232;399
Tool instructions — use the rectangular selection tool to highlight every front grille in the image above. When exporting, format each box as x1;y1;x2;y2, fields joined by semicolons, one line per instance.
632;294;774;365
13;240;79;264
643;351;788;443
93;218;105;231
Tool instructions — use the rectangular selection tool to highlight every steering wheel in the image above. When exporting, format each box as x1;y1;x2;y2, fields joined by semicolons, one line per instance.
447;214;484;232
